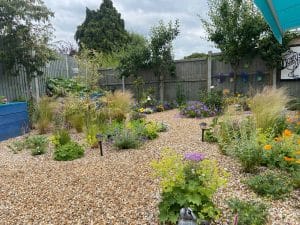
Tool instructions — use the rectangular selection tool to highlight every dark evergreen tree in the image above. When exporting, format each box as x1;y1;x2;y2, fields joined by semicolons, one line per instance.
75;0;129;53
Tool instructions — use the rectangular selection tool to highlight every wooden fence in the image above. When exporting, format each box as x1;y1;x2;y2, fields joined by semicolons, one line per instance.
1;53;300;102
99;54;300;101
0;54;77;101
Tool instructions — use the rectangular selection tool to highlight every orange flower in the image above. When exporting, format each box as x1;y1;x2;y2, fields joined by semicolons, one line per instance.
286;117;292;123
283;129;292;137
264;145;272;150
284;156;295;162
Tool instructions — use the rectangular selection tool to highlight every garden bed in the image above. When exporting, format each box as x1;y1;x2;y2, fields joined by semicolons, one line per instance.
0;109;299;225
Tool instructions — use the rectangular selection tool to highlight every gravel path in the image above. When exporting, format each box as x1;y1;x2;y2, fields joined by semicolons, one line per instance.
0;109;299;225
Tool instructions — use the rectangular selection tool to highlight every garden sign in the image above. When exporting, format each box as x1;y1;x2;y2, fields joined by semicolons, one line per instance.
281;45;300;80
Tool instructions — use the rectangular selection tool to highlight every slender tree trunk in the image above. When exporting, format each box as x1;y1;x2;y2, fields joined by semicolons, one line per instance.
232;65;239;95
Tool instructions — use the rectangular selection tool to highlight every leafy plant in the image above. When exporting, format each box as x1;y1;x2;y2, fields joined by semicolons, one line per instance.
85;124;99;148
7;140;26;154
157;122;168;132
54;141;84;161
249;87;290;132
114;129;140;149
143;122;159;140
228;119;262;173
50;129;71;147
25;135;48;156
151;148;227;224
246;171;293;199
199;90;224;112
227;198;268;225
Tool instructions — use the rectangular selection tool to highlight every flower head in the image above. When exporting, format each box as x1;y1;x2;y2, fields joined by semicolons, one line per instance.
283;129;292;137
184;152;205;162
264;144;272;150
284;156;295;162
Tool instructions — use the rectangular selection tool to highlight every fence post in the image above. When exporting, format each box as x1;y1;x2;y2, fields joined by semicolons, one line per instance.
207;51;212;92
65;55;69;78
122;76;125;92
272;68;277;88
159;74;164;103
34;76;40;102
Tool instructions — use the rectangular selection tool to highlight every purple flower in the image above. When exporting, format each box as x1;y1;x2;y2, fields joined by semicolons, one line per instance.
184;152;205;162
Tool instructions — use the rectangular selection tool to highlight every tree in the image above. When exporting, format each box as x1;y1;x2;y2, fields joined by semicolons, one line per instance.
258;30;296;84
117;33;151;78
149;20;180;102
0;0;54;100
184;52;207;59
202;0;265;93
75;0;129;54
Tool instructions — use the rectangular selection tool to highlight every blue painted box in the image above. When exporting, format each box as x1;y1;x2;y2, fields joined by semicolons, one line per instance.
0;102;29;141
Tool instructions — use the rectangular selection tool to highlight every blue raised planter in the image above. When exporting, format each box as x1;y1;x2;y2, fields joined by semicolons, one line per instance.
0;102;29;141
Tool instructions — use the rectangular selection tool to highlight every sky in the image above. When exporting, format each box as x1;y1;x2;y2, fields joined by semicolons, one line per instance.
43;0;219;59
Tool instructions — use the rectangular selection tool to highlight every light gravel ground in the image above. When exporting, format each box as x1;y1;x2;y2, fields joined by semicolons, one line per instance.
0;109;299;225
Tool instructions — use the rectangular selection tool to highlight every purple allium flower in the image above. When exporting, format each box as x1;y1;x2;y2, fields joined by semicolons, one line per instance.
184;152;205;162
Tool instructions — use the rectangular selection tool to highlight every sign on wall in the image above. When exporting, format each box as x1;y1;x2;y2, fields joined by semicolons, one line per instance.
281;46;300;80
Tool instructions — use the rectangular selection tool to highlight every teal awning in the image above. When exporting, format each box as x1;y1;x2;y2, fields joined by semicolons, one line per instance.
254;0;300;43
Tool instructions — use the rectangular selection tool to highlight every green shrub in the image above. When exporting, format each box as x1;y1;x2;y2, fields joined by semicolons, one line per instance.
151;148;227;224
199;90;224;111
227;198;268;225
291;169;300;188
246;171;293;199
130;111;146;121
25;135;48;156
54;141;84;161
114;129;140;149
7;140;26;154
50;129;71;147
143;122;159;140
262;131;300;172
204;128;218;143
249;87;290;132
287;99;300;111
156;122;168;132
85;124;99;148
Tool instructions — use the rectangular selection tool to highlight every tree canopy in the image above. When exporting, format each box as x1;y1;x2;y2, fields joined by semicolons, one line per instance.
202;0;265;93
0;0;54;99
0;0;54;77
149;20;180;77
75;0;129;53
184;52;207;59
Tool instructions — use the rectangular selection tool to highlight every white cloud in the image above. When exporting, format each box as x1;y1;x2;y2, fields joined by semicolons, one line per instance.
43;0;218;59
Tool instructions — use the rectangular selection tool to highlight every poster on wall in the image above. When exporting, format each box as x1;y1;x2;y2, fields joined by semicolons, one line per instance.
281;46;300;80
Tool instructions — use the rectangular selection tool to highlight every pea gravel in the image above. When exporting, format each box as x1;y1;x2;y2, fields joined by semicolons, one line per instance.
0;109;299;225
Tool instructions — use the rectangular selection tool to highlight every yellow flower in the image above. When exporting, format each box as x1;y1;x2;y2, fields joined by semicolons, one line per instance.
298;139;300;145
284;156;295;162
297;121;300;126
274;137;282;142
264;145;272;150
296;160;300;164
283;129;292;137
295;150;300;155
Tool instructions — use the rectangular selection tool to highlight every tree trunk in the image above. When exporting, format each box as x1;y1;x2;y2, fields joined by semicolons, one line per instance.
232;66;239;95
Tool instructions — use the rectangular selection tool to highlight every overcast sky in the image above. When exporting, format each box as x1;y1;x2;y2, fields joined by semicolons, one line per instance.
43;0;219;59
